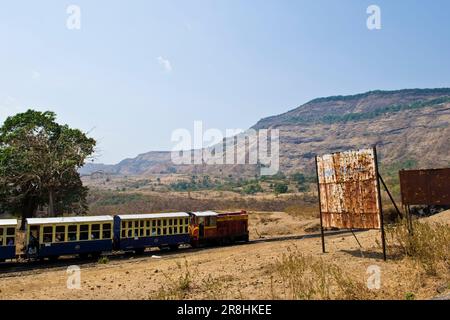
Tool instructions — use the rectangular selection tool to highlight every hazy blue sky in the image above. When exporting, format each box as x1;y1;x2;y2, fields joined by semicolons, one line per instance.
1;0;449;163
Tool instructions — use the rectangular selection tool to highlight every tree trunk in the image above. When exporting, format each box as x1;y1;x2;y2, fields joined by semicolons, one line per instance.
20;197;38;230
48;188;55;217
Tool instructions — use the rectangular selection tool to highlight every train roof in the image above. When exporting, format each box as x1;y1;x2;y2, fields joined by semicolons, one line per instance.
0;219;18;227
26;216;114;225
117;212;190;220
190;211;219;217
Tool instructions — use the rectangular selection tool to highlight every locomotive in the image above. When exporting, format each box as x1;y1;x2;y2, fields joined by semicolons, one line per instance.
0;211;249;262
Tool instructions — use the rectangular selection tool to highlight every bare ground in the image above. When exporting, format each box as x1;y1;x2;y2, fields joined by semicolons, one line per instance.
0;210;448;300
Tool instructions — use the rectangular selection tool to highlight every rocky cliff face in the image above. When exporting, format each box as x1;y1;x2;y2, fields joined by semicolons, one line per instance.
81;88;450;176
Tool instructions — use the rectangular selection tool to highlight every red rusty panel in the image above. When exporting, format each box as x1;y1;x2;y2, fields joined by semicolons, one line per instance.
316;148;381;230
399;168;450;206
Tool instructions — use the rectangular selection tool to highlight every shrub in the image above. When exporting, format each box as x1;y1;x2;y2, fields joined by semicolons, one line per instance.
97;256;109;264
274;183;288;195
156;259;192;300
405;292;416;300
386;219;450;277
242;183;263;195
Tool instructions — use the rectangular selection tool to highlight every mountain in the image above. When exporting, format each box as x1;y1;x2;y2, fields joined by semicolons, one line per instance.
80;88;450;176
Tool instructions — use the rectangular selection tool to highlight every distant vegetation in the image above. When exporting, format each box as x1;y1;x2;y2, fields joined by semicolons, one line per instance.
166;172;316;196
308;88;450;104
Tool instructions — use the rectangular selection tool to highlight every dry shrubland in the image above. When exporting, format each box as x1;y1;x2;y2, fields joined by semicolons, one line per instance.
386;219;450;279
270;249;375;300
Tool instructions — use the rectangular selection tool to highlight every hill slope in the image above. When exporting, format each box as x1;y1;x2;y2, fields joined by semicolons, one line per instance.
81;88;450;176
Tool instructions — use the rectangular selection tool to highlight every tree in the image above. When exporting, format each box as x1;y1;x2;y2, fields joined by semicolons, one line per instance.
0;110;96;228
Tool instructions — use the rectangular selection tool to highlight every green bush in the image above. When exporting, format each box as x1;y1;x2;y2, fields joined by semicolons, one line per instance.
274;183;288;195
242;183;263;195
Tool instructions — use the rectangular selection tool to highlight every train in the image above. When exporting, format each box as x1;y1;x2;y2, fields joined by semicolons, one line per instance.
0;210;249;262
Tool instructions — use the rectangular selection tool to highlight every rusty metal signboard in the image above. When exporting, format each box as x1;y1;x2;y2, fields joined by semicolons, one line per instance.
316;148;382;230
399;168;450;206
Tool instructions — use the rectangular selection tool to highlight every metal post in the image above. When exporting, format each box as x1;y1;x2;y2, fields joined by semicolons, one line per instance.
379;174;403;220
315;155;326;253
373;146;387;261
407;205;414;235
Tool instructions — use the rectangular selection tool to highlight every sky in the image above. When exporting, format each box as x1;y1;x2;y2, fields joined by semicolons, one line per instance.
1;0;449;164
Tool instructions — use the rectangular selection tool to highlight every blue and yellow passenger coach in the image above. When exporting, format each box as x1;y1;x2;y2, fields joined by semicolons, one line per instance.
0;219;18;262
113;212;191;253
25;216;114;259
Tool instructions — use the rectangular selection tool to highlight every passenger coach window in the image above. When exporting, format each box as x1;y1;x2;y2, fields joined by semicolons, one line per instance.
91;224;100;239
103;224;111;239
79;225;89;240
0;228;3;246
55;226;65;242
43;226;53;243
68;225;77;241
6;227;15;246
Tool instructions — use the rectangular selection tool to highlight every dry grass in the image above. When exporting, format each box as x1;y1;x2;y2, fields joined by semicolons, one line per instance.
386;219;450;278
87;189;317;216
284;205;318;220
154;259;193;300
153;259;232;300
269;248;375;300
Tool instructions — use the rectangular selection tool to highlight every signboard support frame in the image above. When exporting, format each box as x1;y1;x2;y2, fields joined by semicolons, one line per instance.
373;146;387;261
378;174;403;220
315;155;326;253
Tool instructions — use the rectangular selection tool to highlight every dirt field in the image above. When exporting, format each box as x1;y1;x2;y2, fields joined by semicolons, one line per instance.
0;211;449;300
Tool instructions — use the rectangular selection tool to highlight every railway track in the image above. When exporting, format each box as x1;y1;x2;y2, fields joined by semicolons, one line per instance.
0;229;362;278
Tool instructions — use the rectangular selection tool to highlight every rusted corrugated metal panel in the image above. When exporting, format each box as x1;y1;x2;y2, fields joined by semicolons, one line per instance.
399;168;450;206
316;148;381;229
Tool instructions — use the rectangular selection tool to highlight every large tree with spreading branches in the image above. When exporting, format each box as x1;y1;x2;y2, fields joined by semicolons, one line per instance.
0;110;96;228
